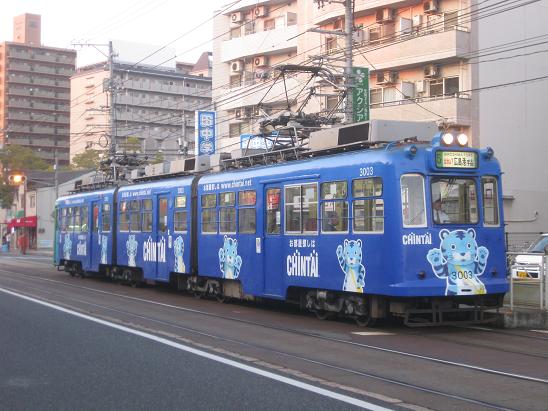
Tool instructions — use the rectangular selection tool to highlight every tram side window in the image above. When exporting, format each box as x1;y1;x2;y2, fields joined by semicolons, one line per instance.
81;206;89;232
102;203;111;232
173;195;187;233
352;178;384;233
158;198;168;233
266;188;281;234
321;181;348;233
141;199;153;232
129;200;141;232
401;174;426;228
73;207;81;232
92;204;99;232
219;192;236;234
119;201;129;232
238;190;256;234
482;176;499;226
201;193;217;234
285;183;318;234
431;177;478;224
61;208;68;232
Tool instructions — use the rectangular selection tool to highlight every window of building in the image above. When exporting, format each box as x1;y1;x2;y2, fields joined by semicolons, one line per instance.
230;26;242;39
401;174;426;227
445;76;459;95
370;88;383;105
429;78;443;97
285;183;318;234
229;123;242;138
352;178;384;233
30;195;36;208
482;176;499;226
321;181;348;233
201;193;217;233
325;95;339;111
264;18;276;31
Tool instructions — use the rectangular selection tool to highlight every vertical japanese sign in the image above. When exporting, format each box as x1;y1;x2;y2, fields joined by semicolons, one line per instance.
352;67;370;123
195;111;216;156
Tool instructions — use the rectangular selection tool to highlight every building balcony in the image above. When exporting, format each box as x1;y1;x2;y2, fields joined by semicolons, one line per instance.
221;25;298;63
8;49;75;65
371;93;471;126
312;0;417;25
358;27;470;70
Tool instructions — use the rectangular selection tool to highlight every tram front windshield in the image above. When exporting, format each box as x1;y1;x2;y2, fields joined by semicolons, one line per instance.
431;177;478;224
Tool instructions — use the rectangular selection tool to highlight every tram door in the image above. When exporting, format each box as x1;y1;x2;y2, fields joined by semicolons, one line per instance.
90;201;100;270
263;185;284;297
155;195;170;281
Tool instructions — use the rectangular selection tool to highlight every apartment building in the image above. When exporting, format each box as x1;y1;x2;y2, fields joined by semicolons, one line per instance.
70;58;212;161
0;14;76;166
213;0;548;231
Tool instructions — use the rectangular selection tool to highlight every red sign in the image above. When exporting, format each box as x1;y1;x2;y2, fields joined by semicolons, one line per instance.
7;216;37;230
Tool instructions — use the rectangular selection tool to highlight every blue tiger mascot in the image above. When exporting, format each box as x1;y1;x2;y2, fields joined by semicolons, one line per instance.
427;228;488;295
218;235;242;280
336;239;366;293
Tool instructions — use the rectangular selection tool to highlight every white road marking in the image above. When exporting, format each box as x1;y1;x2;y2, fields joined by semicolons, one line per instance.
531;330;548;334
0;287;393;411
352;331;395;336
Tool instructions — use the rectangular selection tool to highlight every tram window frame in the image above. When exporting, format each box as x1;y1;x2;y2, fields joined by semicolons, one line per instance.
92;204;99;232
351;178;384;234
238;190;256;234
431;177;478;225
141;199;153;232
173;196;188;233
266;188;281;235
73;207;81;232
219;191;236;234
201;193;217;234
320;181;349;234
401;174;427;228
81;206;89;232
482;176;500;227
129;200;141;233
284;183;318;235
102;203;111;232
119;201;130;232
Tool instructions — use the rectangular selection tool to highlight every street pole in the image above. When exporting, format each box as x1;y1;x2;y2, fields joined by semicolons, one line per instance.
344;0;354;124
54;148;59;200
108;40;117;181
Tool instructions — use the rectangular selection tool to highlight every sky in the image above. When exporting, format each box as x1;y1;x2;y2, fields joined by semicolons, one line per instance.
1;0;229;67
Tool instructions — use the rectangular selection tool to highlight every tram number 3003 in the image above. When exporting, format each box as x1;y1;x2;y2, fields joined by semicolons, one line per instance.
359;166;374;177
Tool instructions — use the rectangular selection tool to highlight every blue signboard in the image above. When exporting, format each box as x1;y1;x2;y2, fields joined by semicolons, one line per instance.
195;111;216;155
240;132;278;150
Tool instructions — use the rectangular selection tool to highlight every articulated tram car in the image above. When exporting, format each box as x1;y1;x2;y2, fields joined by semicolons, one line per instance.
55;133;508;326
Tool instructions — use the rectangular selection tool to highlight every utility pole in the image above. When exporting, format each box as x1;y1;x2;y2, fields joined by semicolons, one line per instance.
311;0;355;123
54;148;58;200
108;40;118;181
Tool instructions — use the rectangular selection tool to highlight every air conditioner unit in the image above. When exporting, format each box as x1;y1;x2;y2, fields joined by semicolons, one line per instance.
352;29;369;44
423;0;438;13
253;56;268;67
412;15;423;27
376;8;394;23
376;71;397;85
231;12;244;23
415;80;425;94
254;6;268;17
424;64;439;78
230;60;244;74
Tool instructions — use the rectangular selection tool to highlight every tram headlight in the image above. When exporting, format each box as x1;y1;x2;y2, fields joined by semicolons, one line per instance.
457;133;469;147
441;132;454;146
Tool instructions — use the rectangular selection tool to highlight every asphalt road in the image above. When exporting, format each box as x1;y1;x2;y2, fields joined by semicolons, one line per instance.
0;291;371;411
1;255;547;411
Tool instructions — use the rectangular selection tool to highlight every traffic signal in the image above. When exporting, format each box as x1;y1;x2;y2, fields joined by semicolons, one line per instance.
8;174;26;185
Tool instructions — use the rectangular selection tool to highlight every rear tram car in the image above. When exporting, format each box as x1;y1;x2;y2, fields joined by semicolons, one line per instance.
55;131;507;326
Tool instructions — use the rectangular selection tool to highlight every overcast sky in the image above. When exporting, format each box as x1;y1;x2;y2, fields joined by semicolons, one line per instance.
1;0;228;67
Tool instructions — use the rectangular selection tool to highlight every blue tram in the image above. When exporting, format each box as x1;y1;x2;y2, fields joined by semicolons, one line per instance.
55;132;507;326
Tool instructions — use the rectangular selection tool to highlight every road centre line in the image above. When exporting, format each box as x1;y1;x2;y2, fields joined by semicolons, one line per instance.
0;287;392;411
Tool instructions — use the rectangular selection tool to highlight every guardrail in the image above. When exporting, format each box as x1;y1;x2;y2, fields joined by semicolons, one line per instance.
507;252;547;311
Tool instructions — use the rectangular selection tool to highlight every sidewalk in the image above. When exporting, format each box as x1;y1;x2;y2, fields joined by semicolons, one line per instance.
0;247;53;258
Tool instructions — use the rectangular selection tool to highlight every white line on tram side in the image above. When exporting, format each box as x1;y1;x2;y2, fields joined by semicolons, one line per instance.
0;287;393;411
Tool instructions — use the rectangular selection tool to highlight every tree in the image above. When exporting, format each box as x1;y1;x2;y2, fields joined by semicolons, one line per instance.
0;183;15;209
0;144;49;171
151;151;164;164
121;136;142;153
72;149;101;169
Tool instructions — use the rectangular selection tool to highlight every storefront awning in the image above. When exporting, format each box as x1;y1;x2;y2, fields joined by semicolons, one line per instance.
7;216;37;230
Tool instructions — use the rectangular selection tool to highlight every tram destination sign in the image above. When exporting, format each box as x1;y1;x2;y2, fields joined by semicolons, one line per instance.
435;151;478;169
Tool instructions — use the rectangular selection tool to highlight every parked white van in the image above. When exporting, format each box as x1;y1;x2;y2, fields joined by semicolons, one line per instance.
511;234;548;279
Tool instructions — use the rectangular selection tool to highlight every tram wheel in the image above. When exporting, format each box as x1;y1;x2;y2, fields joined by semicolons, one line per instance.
314;310;332;321
216;293;226;303
354;315;376;327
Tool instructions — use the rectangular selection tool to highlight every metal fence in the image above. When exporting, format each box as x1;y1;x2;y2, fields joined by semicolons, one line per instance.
505;232;545;253
506;253;547;311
